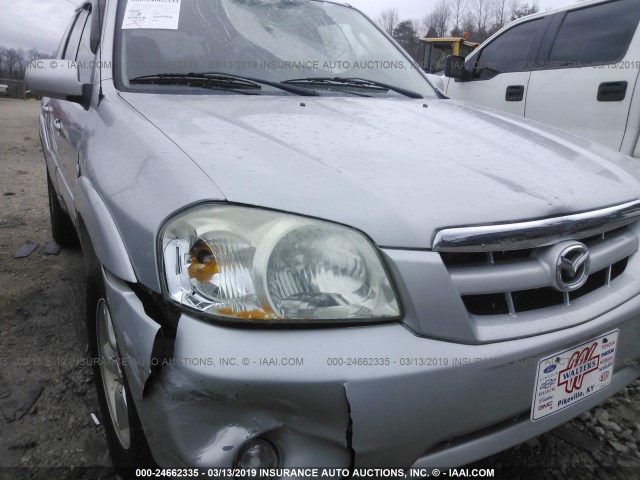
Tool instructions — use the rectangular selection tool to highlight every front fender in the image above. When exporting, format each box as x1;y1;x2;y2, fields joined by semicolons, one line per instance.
75;176;137;283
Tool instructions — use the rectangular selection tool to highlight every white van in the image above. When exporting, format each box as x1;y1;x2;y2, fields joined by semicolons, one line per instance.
444;0;640;158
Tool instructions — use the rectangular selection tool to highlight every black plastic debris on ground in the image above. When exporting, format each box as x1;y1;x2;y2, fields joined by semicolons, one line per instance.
13;241;39;258
43;241;61;256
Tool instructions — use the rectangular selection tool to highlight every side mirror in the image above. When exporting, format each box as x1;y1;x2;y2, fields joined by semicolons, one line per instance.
444;55;467;81
25;60;92;107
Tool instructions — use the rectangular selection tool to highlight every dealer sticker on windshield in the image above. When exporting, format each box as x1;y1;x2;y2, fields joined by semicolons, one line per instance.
122;0;182;30
531;330;618;421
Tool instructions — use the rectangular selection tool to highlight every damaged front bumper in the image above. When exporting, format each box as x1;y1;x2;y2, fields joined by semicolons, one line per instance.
102;270;640;469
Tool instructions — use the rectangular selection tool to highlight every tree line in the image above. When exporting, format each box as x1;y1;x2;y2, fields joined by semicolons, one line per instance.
377;0;538;56
0;46;52;79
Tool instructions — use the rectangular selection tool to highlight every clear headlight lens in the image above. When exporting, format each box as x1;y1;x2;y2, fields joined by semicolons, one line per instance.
160;205;400;323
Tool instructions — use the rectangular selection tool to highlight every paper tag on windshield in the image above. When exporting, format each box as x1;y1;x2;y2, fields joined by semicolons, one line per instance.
122;0;182;30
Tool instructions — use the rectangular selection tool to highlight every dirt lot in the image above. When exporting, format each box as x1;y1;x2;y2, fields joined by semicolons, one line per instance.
0;99;638;479
0;99;115;479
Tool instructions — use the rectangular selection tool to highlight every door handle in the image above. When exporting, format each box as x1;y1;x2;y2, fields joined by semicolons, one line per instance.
598;81;627;102
53;118;62;131
505;85;525;102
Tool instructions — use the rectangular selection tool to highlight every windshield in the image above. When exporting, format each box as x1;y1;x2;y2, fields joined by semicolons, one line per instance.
428;44;453;74
117;0;437;98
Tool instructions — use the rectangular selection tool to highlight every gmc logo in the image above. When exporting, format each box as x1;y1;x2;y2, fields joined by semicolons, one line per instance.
538;401;553;411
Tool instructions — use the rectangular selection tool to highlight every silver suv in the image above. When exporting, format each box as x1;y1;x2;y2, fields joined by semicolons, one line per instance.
26;0;640;473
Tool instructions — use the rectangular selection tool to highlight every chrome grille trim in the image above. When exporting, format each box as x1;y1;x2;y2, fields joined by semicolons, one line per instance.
448;230;639;296
433;199;640;252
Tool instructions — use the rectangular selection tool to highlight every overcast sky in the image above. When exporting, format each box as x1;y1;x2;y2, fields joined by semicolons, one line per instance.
0;0;580;53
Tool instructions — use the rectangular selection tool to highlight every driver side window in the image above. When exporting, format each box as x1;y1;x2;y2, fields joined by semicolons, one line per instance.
77;10;96;83
62;7;94;83
472;19;542;80
63;10;89;61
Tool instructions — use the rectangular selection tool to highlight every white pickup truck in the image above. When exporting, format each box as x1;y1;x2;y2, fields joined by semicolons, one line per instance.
0;84;8;96
443;0;640;159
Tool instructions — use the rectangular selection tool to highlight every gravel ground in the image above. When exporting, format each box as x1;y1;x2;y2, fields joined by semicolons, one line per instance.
0;98;638;480
0;99;115;480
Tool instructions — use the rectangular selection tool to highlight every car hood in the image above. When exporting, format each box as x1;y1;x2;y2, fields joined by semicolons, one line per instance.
121;93;640;249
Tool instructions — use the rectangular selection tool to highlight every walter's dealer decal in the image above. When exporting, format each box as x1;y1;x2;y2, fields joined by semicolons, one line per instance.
531;330;618;421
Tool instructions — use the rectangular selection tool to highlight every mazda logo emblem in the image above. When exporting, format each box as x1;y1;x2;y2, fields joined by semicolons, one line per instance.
555;243;591;292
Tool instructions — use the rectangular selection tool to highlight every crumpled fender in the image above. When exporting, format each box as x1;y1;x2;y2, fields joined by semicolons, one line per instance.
103;269;161;400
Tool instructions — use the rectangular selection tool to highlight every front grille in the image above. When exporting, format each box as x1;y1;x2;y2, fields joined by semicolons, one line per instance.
458;259;629;316
440;224;637;317
440;249;532;265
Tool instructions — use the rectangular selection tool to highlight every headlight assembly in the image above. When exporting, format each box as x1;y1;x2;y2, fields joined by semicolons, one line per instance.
160;205;400;324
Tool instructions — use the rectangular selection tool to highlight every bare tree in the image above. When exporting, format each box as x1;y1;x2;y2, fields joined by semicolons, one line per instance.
5;48;22;77
27;48;42;63
472;0;491;36
492;0;510;30
510;0;538;21
377;8;400;36
0;47;7;73
17;48;29;76
412;18;424;38
422;13;439;38
461;14;478;39
421;0;451;39
431;0;452;38
0;45;49;78
449;0;467;36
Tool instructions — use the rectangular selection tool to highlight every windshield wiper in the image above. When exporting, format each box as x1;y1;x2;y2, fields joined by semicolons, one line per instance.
283;77;423;99
130;73;261;95
130;72;320;96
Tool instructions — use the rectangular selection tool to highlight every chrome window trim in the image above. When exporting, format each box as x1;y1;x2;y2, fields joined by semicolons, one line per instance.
433;199;640;252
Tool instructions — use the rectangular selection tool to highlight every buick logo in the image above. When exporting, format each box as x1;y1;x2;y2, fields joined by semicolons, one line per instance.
554;243;591;292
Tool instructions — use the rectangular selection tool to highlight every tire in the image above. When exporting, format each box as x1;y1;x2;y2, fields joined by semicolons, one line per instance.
47;171;79;248
86;266;155;476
